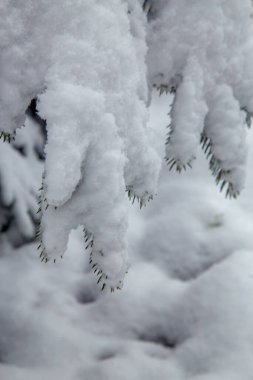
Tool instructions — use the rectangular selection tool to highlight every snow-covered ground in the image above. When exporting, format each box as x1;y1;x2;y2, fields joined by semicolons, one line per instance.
0;92;253;380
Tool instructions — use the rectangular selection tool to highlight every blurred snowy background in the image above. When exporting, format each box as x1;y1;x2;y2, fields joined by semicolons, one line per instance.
0;92;253;380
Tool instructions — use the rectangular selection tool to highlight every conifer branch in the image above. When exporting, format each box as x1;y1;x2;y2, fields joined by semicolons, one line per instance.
84;226;124;292
200;132;240;199
126;185;153;209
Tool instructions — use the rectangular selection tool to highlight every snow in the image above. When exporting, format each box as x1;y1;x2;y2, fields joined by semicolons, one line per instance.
0;0;161;287
1;1;253;378
0;116;43;244
0;0;161;286
0;94;253;379
1;0;253;289
148;0;253;195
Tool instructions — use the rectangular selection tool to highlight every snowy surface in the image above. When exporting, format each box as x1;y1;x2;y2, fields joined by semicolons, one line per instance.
0;94;253;379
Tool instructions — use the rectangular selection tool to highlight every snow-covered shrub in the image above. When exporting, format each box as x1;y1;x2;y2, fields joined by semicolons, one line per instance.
0;112;44;247
0;0;253;289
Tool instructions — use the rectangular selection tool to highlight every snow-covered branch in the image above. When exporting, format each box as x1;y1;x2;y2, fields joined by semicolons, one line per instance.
1;0;253;288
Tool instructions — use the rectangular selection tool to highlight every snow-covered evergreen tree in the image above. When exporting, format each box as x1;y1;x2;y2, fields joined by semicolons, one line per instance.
0;0;253;290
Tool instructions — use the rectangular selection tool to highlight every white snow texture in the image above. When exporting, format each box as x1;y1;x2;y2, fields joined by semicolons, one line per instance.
1;0;253;289
0;93;253;380
148;0;253;195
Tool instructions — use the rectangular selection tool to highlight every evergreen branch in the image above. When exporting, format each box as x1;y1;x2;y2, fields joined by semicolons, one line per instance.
241;107;253;128
84;227;124;292
164;91;194;173
125;185;153;209
0;131;16;143
200;132;240;199
154;84;176;96
35;180;61;263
